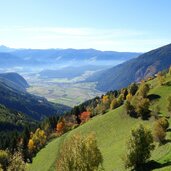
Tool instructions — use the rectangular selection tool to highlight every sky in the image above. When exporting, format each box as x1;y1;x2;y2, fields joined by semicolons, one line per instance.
0;0;171;52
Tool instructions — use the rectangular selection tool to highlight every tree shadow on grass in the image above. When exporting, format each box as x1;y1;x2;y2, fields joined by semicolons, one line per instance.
167;128;171;132
141;160;171;171
164;81;171;86
163;139;171;144
147;94;161;101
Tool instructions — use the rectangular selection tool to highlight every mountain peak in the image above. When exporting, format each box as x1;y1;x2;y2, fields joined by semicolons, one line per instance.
0;45;14;52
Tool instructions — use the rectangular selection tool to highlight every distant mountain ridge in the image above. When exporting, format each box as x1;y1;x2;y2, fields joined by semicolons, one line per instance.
0;45;14;52
88;43;171;91
0;46;141;68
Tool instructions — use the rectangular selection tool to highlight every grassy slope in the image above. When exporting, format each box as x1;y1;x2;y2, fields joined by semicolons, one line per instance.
28;107;151;171
149;75;171;171
28;75;171;171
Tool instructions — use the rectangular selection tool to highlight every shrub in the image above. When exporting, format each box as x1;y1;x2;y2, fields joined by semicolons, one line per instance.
157;72;165;85
167;96;171;113
117;94;124;106
137;83;150;98
153;122;166;144
7;152;25;171
126;93;133;102
129;83;138;96
0;150;9;170
124;100;136;118
110;98;118;110
135;98;150;120
157;117;169;131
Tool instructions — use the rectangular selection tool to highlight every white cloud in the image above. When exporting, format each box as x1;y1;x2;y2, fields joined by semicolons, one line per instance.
0;26;170;52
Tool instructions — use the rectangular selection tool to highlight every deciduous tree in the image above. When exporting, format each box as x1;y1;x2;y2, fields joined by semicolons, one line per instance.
56;133;103;171
124;125;154;170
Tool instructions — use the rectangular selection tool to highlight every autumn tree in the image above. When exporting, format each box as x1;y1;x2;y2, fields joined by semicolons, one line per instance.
157;72;165;85
121;88;128;100
124;124;154;170
126;93;133;102
28;128;47;157
138;83;150;98
80;111;91;123
8;152;25;171
56;118;65;135
129;83;138;96
102;95;110;109
110;98;118;110
153;121;166;144
56;133;103;171
124;100;136;117
0;150;9;171
28;139;35;156
167;96;171;113
117;94;124;106
157;117;169;131
135;98;150;120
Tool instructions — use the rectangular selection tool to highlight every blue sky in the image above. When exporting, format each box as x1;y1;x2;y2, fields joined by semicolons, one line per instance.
0;0;170;52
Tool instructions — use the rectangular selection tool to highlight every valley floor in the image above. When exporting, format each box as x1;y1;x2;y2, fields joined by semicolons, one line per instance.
28;80;103;107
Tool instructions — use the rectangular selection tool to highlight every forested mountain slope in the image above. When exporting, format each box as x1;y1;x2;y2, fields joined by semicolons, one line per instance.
0;73;70;120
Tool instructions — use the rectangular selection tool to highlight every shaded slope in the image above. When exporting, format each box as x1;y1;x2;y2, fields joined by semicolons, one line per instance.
0;74;70;120
89;43;171;91
0;72;29;91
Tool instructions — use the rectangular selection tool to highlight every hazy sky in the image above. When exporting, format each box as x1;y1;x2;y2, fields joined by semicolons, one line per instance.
0;0;171;52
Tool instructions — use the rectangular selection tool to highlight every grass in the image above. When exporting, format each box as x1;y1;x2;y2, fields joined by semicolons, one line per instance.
28;107;152;171
27;134;67;171
149;74;171;116
28;74;171;171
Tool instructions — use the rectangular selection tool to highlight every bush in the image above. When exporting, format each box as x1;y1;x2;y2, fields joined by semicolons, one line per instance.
157;118;169;131
7;152;25;171
0;150;9;170
137;83;150;98
167;96;171;113
124;124;154;170
124;100;136;118
129;83;138;96
153;122;166;144
135;98;150;120
110;98;118;110
56;133;103;171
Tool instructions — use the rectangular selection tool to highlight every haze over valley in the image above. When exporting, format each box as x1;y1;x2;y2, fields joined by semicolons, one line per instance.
0;46;141;106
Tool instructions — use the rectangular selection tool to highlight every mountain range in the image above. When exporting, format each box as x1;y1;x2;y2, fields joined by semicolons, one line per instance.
0;46;141;70
87;43;171;91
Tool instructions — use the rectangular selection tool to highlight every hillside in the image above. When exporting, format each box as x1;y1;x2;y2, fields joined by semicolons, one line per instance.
0;104;34;131
0;73;70;120
88;43;171;92
0;72;29;91
28;72;171;171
